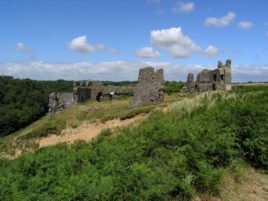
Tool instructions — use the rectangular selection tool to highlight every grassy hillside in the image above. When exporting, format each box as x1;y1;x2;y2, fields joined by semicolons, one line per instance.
0;85;267;200
0;94;181;156
0;77;183;138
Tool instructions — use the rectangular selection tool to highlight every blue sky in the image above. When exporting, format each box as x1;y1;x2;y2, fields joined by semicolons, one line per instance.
0;0;268;81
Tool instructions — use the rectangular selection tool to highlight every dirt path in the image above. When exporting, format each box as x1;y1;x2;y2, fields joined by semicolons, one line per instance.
37;113;146;148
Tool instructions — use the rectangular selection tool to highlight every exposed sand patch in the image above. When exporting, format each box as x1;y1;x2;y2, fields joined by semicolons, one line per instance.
37;113;146;148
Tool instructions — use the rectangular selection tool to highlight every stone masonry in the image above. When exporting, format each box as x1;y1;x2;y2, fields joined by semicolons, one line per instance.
130;67;164;107
49;80;135;114
186;59;232;93
48;92;77;114
73;80;136;102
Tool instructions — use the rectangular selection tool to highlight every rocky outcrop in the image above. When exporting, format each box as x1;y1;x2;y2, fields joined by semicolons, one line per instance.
130;67;164;107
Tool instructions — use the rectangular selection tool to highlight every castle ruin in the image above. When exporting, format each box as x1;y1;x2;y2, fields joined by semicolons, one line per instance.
48;81;135;114
186;59;232;93
130;67;164;107
48;59;231;114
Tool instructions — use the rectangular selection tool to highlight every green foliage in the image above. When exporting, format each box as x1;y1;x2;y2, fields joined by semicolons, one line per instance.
164;81;184;94
0;88;267;200
102;80;138;86
0;76;73;137
233;84;268;93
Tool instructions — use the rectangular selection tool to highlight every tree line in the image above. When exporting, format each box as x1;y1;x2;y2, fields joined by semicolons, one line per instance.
0;76;73;137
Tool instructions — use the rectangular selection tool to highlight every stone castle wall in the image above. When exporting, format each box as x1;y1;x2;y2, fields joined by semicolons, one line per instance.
49;80;136;114
48;92;77;114
130;67;164;107
186;59;232;93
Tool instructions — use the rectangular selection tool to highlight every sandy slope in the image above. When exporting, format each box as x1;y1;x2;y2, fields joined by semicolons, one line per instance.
37;113;146;148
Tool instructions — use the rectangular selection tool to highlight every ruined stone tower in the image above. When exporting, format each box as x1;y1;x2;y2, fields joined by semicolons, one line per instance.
130;67;164;107
186;59;232;93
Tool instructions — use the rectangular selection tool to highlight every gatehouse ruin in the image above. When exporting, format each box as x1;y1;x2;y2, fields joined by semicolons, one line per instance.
186;59;232;93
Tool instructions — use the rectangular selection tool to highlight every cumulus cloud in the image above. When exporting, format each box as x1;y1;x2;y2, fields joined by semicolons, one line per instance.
1;61;267;82
204;45;218;57
14;42;34;53
238;21;253;29
151;27;201;58
136;47;160;58
204;12;236;27
172;1;195;12
67;35;116;54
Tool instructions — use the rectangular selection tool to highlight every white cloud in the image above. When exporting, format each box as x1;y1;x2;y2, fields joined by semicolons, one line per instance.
147;0;161;4
265;31;268;37
204;12;236;27
173;2;195;12
238;21;253;29
67;35;116;54
204;45;218;57
14;42;34;53
136;47;160;58
1;61;267;82
151;27;201;58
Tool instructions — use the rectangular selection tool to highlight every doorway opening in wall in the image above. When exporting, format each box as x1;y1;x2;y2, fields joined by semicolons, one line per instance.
213;74;217;82
96;92;103;102
220;75;224;81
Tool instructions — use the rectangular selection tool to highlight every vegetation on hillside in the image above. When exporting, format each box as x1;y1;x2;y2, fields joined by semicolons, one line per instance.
164;81;184;94
0;94;179;154
0;76;73;137
0;76;184;138
0;86;267;200
102;80;138;86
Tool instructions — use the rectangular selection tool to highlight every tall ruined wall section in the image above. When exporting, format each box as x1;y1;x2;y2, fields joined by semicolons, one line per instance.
224;59;232;90
186;59;232;93
130;67;164;107
48;92;77;114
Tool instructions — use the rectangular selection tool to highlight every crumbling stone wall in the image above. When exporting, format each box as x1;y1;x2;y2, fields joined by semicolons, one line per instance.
130;67;164;107
186;59;232;93
48;92;77;114
186;73;195;93
49;80;136;114
74;81;135;101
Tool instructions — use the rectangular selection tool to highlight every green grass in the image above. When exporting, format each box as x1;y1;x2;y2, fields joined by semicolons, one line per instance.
0;86;267;200
0;94;180;155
